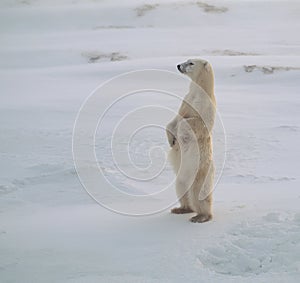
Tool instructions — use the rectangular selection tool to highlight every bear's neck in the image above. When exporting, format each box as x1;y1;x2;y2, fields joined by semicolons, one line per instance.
190;78;215;101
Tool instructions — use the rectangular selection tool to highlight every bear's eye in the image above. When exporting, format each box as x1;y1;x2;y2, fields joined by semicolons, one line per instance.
189;62;194;65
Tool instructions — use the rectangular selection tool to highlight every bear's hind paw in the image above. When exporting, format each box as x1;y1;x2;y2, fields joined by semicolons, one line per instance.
189;214;212;223
171;207;193;214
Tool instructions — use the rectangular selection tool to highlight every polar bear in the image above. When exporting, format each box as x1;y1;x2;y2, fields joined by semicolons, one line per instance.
166;59;216;223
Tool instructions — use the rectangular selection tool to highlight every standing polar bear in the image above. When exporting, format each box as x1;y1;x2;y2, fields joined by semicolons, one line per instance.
166;59;216;223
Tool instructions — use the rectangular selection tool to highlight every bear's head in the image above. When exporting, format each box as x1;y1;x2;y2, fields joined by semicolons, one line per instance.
177;59;214;95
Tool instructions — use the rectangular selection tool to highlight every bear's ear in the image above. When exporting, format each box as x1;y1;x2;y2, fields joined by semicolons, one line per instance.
204;61;210;72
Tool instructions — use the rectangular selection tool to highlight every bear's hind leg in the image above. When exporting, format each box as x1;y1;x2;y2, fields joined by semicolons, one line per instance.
189;194;213;222
171;180;193;214
190;196;212;223
188;164;214;223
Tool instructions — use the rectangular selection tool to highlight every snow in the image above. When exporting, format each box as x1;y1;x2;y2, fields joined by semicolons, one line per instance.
1;0;300;282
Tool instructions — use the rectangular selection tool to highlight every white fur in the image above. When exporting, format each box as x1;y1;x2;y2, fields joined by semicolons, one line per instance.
167;59;216;223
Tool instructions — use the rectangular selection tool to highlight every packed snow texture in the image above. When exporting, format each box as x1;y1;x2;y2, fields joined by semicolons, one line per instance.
1;0;300;282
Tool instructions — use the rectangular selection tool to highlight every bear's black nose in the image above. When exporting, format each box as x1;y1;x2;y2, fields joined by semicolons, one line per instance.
177;64;181;71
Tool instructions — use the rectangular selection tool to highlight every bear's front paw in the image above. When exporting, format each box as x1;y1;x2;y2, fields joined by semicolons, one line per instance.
189;214;212;223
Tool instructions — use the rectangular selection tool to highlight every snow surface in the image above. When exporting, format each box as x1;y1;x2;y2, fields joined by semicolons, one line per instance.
1;0;300;282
